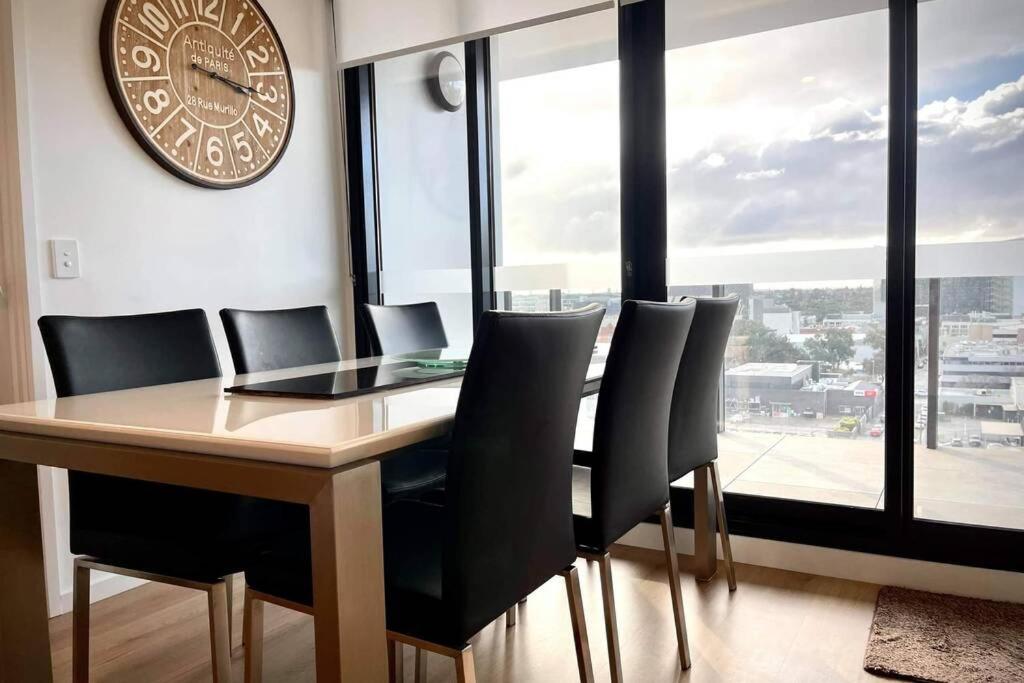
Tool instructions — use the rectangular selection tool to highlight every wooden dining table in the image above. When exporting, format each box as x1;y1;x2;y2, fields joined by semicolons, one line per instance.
0;351;720;682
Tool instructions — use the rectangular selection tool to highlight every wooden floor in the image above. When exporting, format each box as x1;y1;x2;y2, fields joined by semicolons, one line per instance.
49;546;886;682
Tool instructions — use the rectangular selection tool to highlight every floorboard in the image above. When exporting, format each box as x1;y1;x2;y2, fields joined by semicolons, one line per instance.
49;546;885;682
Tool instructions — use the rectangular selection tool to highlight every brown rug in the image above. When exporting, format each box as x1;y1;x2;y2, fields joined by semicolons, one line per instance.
864;586;1024;682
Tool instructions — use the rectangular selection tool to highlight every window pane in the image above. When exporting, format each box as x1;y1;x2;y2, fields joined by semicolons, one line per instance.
375;45;475;348
492;8;621;345
666;2;889;508
493;11;620;451
915;0;1024;530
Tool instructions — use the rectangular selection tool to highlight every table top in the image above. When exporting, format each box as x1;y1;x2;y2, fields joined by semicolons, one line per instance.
0;353;605;469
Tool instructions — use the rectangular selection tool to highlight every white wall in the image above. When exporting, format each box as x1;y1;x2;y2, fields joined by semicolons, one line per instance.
14;0;351;614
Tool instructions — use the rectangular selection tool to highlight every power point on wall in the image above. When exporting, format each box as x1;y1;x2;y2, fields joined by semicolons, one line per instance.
50;239;81;279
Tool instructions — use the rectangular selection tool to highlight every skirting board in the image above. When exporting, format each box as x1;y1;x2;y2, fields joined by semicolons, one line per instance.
53;571;146;617
619;523;1024;604
51;524;1021;616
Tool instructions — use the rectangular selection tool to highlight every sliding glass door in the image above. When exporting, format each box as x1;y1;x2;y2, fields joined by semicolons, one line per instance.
664;1;890;509
344;0;1024;572
374;46;476;349
914;0;1024;531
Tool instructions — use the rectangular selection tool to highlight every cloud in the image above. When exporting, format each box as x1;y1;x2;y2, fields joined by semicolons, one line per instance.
736;169;785;180
494;4;1024;265
702;152;727;168
981;76;1024;117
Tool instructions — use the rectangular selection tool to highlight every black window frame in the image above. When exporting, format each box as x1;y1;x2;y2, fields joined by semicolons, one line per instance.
342;0;1024;574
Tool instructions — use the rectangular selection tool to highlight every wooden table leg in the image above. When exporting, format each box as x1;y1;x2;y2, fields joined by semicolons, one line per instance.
693;464;718;582
310;461;389;682
0;461;54;683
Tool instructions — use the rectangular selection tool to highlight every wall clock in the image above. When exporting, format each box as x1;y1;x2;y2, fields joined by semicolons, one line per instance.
428;52;465;112
100;0;295;189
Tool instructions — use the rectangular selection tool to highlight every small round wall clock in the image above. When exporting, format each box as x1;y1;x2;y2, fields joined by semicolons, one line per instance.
101;0;295;189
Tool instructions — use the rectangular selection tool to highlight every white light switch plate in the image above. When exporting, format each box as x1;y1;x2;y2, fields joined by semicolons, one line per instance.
51;239;81;279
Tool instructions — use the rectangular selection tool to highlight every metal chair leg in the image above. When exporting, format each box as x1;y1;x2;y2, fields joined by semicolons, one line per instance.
709;462;737;591
506;604;517;627
454;644;477;683
207;581;233;683
595;553;624;683
388;639;404;683
72;558;91;683
659;504;692;671
560;565;595;683
243;589;264;683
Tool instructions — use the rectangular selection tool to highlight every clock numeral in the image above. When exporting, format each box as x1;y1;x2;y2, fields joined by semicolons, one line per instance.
175;118;197;148
230;12;245;36
246;46;270;69
143;88;172;115
206;135;225;167
138;2;170;40
196;0;220;21
131;46;162;73
253;112;272;137
255;82;278;104
232;131;254;163
167;0;188;20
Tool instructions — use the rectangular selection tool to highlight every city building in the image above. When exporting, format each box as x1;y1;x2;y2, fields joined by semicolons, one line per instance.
725;362;882;418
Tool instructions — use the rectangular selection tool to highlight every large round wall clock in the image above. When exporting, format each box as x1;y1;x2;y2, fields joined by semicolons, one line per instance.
100;0;295;189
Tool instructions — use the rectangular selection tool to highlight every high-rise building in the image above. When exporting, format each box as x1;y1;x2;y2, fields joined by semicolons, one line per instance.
937;277;1014;315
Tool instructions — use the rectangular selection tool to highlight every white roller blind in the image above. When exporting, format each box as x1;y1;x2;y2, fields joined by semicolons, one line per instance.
335;0;615;67
666;0;888;51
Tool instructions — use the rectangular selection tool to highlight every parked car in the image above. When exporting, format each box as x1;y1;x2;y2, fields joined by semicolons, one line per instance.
801;409;816;419
951;436;964;447
968;434;983;447
870;425;884;437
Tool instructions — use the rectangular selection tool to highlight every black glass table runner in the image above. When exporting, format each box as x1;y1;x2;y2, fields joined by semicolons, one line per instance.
225;362;464;400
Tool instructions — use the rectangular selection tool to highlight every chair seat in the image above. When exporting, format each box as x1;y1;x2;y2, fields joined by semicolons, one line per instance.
71;473;308;583
381;448;448;501
73;529;243;584
245;498;465;645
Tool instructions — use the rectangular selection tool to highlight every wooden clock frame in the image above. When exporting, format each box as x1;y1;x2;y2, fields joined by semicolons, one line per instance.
99;0;296;190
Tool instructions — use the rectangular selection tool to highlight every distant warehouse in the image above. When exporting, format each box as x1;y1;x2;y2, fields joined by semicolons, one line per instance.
725;363;882;418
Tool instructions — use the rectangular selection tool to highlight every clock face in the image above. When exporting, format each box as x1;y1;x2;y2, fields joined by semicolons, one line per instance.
101;0;295;189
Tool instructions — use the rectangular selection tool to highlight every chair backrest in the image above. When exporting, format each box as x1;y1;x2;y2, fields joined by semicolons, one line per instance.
587;299;696;551
220;306;341;375
667;295;739;481
443;305;603;639
362;302;448;356
38;309;221;397
38;310;234;550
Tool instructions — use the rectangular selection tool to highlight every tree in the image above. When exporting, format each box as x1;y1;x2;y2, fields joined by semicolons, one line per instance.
733;319;802;363
864;324;886;375
805;328;856;370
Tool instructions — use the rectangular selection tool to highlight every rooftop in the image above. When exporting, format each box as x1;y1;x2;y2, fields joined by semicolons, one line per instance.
726;363;810;378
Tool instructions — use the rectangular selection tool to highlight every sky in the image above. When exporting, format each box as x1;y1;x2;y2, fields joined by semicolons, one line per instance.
494;0;1024;284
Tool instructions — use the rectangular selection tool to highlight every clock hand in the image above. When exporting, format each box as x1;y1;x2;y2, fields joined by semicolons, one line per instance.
189;63;254;95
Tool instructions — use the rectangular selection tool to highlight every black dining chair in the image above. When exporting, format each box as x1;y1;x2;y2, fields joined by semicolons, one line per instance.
220;305;448;503
220;305;342;374
38;309;299;683
668;295;741;592
241;305;606;683
362;302;449;356
571;299;697;681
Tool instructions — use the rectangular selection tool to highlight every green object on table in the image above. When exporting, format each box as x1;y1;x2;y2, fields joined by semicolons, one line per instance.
411;358;468;370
